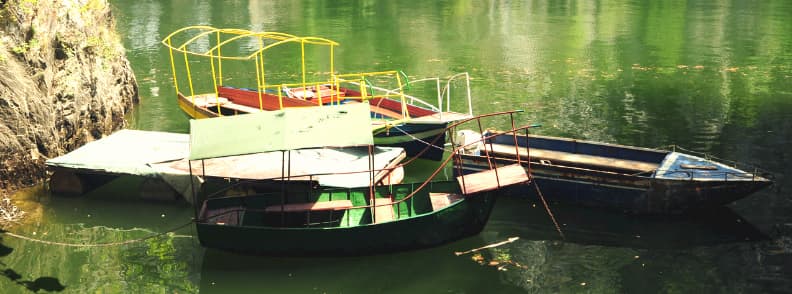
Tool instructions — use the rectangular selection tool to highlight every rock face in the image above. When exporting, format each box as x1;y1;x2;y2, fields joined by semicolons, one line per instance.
0;0;138;193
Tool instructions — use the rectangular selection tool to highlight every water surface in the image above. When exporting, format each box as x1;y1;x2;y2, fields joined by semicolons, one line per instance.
2;0;791;292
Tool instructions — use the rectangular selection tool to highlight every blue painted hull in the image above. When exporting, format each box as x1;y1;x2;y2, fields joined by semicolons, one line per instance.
456;133;772;214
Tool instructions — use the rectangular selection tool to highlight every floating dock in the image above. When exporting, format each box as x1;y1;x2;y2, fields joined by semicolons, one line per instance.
45;129;406;203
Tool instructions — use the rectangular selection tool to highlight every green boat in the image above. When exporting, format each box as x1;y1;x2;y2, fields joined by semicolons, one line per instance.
186;103;529;255
198;181;498;255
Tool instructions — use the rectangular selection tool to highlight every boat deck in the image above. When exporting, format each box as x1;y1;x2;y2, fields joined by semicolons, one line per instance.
456;164;529;194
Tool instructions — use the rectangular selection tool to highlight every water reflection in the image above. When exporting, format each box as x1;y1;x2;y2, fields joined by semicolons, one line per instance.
199;240;524;294
1;229;66;293
196;195;769;293
30;0;792;292
488;197;768;250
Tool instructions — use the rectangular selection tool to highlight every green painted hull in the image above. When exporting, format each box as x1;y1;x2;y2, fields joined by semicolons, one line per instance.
196;181;497;255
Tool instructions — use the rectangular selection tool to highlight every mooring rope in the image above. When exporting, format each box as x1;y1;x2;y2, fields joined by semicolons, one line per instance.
533;182;565;240
1;219;195;247
391;125;450;152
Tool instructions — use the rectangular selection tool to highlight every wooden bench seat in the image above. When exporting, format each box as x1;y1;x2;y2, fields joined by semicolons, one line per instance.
370;105;404;120
219;102;265;113
429;192;464;211
457;164;530;194
485;143;659;173
373;198;394;223
264;200;353;213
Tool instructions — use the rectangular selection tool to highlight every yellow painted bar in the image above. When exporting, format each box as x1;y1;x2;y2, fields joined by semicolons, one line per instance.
277;85;283;110
259;38;266;92
166;39;180;95
216;31;223;86
395;74;409;119
182;51;195;99
300;40;307;89
209;50;222;115
255;55;264;110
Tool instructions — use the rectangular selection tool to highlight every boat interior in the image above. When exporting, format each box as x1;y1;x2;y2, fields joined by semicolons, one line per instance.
478;132;769;181
199;181;465;228
479;133;667;175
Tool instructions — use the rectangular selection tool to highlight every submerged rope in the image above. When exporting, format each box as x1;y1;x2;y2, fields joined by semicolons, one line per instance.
534;182;565;240
1;220;195;247
454;237;520;256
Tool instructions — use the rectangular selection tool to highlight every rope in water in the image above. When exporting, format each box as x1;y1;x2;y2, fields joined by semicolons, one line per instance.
392;124;565;239
534;182;565;239
1;219;195;247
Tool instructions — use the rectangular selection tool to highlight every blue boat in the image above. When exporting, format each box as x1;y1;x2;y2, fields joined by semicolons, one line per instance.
454;131;773;214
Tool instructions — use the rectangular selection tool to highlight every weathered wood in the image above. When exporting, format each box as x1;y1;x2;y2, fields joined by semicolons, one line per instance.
373;198;394;223
457;164;529;194
374;151;407;185
486;143;659;173
378;166;404;186
264;200;353;213
429;192;464;211
219;102;265;113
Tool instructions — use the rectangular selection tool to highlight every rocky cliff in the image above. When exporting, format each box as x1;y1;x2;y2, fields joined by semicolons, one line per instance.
0;0;138;194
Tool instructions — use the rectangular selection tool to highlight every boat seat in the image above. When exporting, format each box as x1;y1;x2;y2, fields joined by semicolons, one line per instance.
456;164;529;194
192;96;229;108
373;198;395;223
264;200;353;212
219;102;265;113
485;143;659;173
429;192;464;211
369;105;404;120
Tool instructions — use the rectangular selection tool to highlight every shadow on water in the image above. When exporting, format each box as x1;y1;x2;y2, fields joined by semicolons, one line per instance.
488;195;769;250
0;229;66;293
198;236;526;294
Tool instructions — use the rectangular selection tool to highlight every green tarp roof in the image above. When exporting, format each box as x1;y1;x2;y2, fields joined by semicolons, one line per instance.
189;103;374;160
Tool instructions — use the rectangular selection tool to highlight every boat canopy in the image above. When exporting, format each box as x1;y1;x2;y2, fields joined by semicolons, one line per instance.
161;25;339;60
188;103;373;160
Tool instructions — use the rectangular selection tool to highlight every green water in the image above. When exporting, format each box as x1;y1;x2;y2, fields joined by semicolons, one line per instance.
2;0;792;292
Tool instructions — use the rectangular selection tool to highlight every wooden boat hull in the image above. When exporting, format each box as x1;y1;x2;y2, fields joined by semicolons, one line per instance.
455;133;772;214
195;181;497;255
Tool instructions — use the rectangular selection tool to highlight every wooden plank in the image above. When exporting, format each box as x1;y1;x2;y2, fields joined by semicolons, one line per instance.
429;192;464;211
377;166;404;186
374;151;407;185
264;200;353;212
486;143;659;173
219;102;265;113
373;198;395;223
411;111;472;123
456;164;529;194
370;105;404;119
